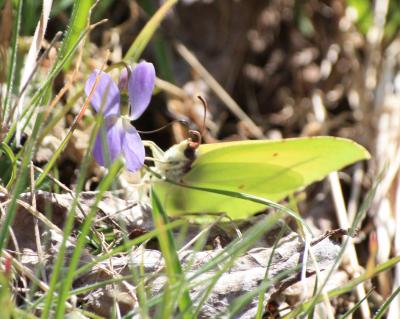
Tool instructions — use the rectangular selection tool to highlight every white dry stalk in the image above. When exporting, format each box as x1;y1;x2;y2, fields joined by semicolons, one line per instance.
105;232;342;318
301;230;335;319
0;250;77;312
1;251;49;296
12;199;64;236
387;174;400;317
30;161;47;283
311;86;370;317
347;163;364;223
15;0;53;145
365;0;389;91
306;91;336;318
178;217;223;253
366;10;393;292
104;242;122;319
380;41;400;319
155;77;188;99
329;172;370;318
372;36;400;315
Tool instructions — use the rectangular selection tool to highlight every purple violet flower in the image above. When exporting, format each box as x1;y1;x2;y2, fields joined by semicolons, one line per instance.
85;62;156;172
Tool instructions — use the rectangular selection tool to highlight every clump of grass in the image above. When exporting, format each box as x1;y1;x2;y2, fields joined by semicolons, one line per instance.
0;1;398;318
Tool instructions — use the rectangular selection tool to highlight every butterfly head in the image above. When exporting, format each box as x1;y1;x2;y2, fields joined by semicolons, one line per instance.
156;131;201;182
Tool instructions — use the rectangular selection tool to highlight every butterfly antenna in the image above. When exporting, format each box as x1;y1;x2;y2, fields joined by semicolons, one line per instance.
197;95;208;136
137;119;189;134
186;95;208;149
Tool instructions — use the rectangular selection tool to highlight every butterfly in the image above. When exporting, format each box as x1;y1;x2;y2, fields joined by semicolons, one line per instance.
147;135;370;220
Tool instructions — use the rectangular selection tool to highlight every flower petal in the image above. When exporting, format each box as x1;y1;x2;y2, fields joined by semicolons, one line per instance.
93;118;124;167
128;62;155;120
93;129;105;166
85;70;120;117
121;122;145;172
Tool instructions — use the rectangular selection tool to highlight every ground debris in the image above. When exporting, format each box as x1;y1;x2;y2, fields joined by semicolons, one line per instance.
75;230;344;318
0;190;348;317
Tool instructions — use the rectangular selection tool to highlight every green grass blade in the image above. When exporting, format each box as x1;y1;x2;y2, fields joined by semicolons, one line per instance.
255;225;288;319
34;113;87;188
0;142;16;189
3;21;97;147
2;0;22;119
54;159;124;318
298;175;378;317
91;0;113;21
340;288;373;319
138;0;174;81
149;170;313;235
284;255;400;318
373;285;400;319
58;0;94;70
27;220;184;313
124;0;178;62
187;213;283;281
70;275;133;297
39;102;107;318
0;108;46;251
0;270;12;318
228;266;301;318
73;220;184;278
35;60;101;188
125;214;295;318
151;188;194;318
52;104;122;317
193;214;284;317
20;1;41;35
12;308;40;319
38;91;82;144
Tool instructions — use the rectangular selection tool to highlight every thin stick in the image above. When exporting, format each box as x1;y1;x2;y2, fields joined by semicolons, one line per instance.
347;162;364;223
6;31;62;125
43;22;86;122
155;77;188;99
329;172;371;318
178;217;223;253
175;42;264;139
30;162;47;282
387;175;400;317
0;250;73;311
310;88;370;317
4;199;64;236
35;48;110;187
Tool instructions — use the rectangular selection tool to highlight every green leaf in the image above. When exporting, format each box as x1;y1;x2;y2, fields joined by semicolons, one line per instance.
153;136;370;219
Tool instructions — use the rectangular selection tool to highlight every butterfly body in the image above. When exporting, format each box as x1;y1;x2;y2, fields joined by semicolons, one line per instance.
154;140;196;181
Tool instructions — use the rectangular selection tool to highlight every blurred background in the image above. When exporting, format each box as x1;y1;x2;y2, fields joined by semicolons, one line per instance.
4;0;400;316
